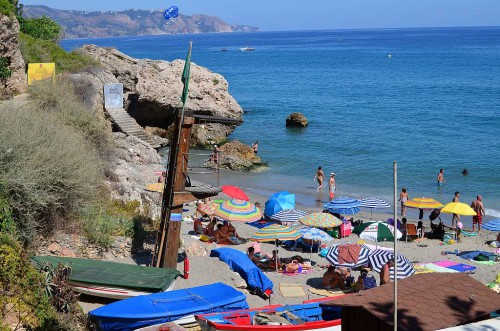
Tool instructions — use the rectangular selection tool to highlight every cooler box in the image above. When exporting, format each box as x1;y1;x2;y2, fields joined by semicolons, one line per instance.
340;222;352;238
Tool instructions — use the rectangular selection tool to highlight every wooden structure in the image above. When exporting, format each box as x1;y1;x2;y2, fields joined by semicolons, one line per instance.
321;273;500;331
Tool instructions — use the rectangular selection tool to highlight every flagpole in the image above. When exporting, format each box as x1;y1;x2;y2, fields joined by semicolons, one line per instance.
393;161;398;331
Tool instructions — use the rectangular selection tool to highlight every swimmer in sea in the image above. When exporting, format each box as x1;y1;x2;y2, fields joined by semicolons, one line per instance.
437;168;445;186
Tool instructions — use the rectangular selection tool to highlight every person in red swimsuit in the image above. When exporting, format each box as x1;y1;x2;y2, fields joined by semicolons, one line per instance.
471;195;485;233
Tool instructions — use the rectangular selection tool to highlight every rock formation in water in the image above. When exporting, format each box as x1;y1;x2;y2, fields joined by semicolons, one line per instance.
286;112;308;127
0;13;27;100
204;140;267;172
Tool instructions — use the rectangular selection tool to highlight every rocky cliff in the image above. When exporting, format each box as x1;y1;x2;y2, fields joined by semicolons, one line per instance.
0;13;27;100
71;44;243;147
23;6;258;39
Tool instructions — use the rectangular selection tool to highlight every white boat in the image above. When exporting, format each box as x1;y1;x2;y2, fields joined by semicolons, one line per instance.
240;47;255;52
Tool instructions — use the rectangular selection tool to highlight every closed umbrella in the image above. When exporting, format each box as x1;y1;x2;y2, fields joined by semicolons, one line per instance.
353;221;402;244
404;197;443;209
214;199;260;222
360;197;390;219
440;202;476;216
299;212;342;228
325;243;373;268
483;219;500;231
250;224;301;273
299;227;333;261
270;208;308;224
221;185;249;201
264;191;295;217
368;250;415;279
324;196;362;215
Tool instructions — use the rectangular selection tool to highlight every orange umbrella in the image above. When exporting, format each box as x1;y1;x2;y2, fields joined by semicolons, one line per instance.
404;197;443;210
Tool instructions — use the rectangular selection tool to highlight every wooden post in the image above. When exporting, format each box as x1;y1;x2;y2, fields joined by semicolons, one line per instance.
156;112;194;269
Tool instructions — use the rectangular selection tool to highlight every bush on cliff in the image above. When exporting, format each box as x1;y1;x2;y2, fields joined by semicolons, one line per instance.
0;0;16;16
0;105;103;244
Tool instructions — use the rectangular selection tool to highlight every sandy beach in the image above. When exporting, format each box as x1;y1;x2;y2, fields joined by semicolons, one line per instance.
80;189;499;314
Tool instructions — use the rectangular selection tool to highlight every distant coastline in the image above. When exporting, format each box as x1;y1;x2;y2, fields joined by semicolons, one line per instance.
23;5;258;39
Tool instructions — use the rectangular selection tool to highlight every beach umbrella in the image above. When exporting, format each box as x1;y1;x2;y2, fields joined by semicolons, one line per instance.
440;202;476;216
145;183;163;193
325;243;374;268
360;197;390;219
197;202;218;216
250;224;301;273
368;250;415;280
299;212;342;228
221;185;249;201
324;196;362;215
404;197;443;209
299;227;333;261
483;219;500;231
214;199;260;222
353;221;402;243
264;191;295;217
270;208;308;224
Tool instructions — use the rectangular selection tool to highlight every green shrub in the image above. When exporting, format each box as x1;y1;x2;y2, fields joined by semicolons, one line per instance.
0;106;103;244
0;56;12;81
26;79;113;157
0;0;15;16
21;15;61;42
81;208;133;250
0;189;16;236
19;32;98;73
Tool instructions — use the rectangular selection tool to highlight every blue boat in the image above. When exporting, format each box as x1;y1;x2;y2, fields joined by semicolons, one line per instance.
89;283;249;331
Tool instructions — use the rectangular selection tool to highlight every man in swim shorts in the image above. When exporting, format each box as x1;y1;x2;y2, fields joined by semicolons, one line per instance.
471;195;485;233
437;169;445;186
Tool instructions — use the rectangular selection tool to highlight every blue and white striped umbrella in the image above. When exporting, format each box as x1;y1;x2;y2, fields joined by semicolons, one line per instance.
368;250;415;280
483;219;500;231
360;197;390;218
270;208;308;224
299;227;333;242
324;196;362;215
325;243;373;268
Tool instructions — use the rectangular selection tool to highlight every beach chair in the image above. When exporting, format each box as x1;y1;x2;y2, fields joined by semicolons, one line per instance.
405;223;418;242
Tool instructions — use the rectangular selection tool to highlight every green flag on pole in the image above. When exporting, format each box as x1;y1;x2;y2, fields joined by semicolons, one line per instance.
180;41;192;107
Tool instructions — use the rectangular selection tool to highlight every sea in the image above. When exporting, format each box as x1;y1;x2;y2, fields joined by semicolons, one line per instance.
61;27;500;224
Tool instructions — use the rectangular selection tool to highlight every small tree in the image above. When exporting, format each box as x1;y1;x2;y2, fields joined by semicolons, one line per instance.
21;15;61;42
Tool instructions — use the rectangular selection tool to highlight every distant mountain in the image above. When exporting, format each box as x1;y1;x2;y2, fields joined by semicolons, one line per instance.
22;5;258;39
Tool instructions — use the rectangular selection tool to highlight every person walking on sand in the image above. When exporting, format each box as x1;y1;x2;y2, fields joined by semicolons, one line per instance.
328;173;336;201
399;187;409;217
251;141;258;154
451;191;460;228
314;166;325;191
471;195;485;233
437;169;445;186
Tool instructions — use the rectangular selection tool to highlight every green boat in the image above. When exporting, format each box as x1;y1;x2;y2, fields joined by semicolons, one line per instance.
31;256;182;299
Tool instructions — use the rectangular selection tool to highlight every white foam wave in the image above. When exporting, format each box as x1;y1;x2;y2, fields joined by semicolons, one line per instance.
485;208;500;218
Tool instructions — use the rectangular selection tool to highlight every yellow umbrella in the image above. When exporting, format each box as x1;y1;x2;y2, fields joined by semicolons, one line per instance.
440;202;476;216
145;183;164;193
404;197;443;209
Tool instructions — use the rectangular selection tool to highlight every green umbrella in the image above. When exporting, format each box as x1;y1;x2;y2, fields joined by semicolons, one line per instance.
353;221;402;244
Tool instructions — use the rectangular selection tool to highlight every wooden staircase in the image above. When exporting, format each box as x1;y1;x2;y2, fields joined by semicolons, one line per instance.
106;108;153;145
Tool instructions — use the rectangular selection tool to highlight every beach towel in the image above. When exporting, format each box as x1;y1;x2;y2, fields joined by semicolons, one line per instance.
421;263;458;273
245;220;272;229
308;288;347;297
279;268;314;276
338;244;361;264
414;265;436;274
458;250;497;261
461;230;478;236
279;283;305;298
432;260;476;272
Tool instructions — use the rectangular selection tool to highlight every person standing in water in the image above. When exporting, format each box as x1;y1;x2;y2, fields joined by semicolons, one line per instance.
399;187;409;217
251;141;258;154
437;169;445;186
471;195;485;233
452;191;460;228
314;166;325;191
328;172;336;201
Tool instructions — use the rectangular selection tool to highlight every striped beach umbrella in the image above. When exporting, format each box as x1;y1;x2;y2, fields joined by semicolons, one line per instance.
299;212;342;228
264;191;295;217
404;197;443;210
483;219;500;231
214;199;261;222
249;224;301;242
353;221;402;243
440;202;476;216
270;208;308;224
368;250;415;279
324;196;362;215
326;243;374;268
360;197;390;219
299;227;333;261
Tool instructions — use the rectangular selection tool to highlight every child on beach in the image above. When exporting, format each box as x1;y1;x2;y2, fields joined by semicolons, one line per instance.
328;172;336;201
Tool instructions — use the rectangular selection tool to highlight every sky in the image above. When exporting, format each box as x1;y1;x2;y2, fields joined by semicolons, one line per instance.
20;0;500;31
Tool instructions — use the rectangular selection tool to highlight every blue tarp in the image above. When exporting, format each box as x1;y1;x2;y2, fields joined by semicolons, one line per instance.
210;248;273;294
89;282;248;331
458;250;497;261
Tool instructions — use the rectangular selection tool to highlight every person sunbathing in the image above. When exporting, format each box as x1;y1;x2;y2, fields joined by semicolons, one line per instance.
322;266;350;289
214;224;244;245
247;247;269;268
352;268;377;292
204;219;217;237
285;259;311;274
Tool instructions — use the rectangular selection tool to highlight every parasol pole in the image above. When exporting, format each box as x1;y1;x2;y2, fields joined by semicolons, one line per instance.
275;239;279;274
393;161;398;331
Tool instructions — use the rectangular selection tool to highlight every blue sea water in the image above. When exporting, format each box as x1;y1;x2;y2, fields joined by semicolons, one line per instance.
61;27;500;220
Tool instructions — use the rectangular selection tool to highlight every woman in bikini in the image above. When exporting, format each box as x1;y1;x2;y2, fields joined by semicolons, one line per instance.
399;187;409;217
314;166;325;191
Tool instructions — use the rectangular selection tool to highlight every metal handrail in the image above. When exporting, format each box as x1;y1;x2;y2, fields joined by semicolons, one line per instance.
182;151;220;186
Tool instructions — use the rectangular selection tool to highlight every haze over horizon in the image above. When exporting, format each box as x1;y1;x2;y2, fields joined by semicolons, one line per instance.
21;0;500;32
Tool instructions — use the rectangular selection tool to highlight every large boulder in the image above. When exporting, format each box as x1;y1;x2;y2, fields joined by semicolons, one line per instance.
76;45;244;147
0;14;27;100
206;140;267;172
286;112;308;127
